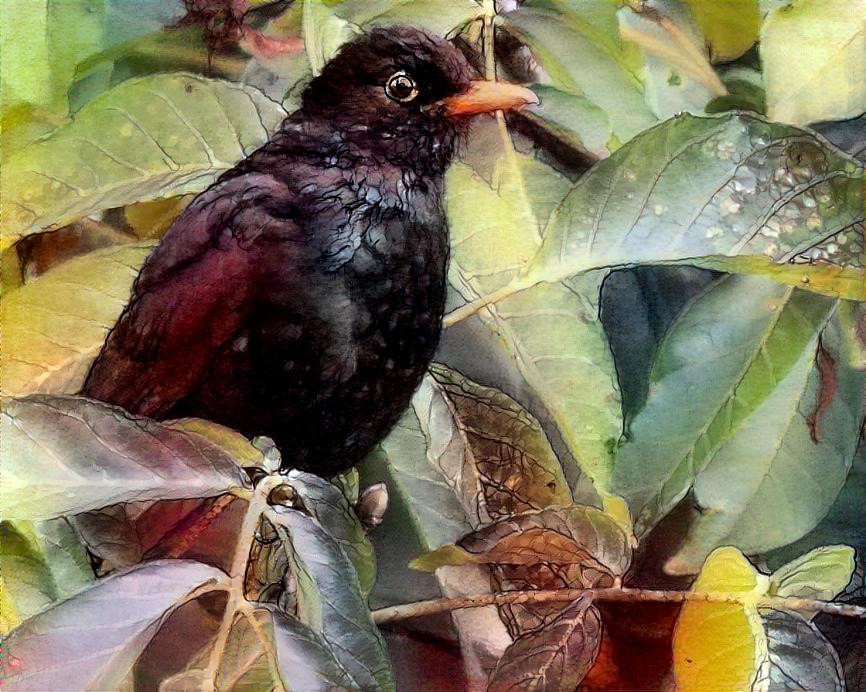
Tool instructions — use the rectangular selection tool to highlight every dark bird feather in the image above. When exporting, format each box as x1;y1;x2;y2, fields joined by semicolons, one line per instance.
82;26;535;476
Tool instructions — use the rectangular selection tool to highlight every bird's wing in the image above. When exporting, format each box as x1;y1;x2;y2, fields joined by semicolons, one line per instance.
81;173;299;417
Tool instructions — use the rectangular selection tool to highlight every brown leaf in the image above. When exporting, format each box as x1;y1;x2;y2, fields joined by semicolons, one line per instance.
487;595;602;692
428;364;572;520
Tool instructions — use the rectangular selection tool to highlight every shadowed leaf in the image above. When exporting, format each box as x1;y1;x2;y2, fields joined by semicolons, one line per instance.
0;560;228;692
760;609;844;691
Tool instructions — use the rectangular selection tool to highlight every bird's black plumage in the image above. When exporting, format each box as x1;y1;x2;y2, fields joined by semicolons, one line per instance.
82;27;534;476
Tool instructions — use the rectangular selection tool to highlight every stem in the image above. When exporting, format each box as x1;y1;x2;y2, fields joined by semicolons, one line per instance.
203;476;284;691
239;604;286;692
442;280;527;327
371;587;866;625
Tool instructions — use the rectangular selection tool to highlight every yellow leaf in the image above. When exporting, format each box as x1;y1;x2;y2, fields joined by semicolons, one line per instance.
1;243;152;396
409;544;478;572
688;0;760;62
673;547;770;692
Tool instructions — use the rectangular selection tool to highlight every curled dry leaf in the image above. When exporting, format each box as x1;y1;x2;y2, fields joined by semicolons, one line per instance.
488;596;602;692
356;482;389;529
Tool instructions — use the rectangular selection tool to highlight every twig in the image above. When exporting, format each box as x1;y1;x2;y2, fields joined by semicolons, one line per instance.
202;476;282;691
371;587;866;625
442;280;527;327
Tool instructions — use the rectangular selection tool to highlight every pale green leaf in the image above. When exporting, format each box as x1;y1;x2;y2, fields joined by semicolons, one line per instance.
770;545;855;601
761;0;866;126
502;2;655;141
303;0;358;75
1;73;286;243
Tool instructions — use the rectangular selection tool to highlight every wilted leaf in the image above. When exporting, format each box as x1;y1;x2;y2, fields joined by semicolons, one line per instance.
673;547;770;692
1;243;152;396
428;364;572;517
687;0;760;62
457;505;631;636
285;470;377;597
1;73;285;243
1;395;249;520
522;113;864;298
760;609;844;691
488;596;601;692
0;560;228;692
268;506;395;691
761;0;866;126
613;276;837;533
502;2;654;141
665;308;865;572
769;545;855;601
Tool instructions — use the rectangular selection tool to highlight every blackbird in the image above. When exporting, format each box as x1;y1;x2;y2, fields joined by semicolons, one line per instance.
82;26;536;476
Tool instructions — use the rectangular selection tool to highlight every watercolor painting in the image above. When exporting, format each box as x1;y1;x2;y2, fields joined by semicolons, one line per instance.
1;1;864;690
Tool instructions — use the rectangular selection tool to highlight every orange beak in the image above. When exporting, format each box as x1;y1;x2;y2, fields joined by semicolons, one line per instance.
437;80;539;117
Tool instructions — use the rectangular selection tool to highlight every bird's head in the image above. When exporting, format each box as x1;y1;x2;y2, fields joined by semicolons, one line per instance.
300;26;537;175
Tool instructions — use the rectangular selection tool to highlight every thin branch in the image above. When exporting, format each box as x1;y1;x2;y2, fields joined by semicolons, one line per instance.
371;587;866;625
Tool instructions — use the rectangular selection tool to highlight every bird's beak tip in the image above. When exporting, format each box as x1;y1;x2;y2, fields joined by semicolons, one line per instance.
437;81;539;117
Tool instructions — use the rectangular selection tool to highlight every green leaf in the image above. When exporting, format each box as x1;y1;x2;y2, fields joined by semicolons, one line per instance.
769;545;855;601
268;506;395;691
1;243;152;397
522;113;864;299
1;395;250;520
761;0;866;126
285;470;377;597
409;543;478;572
612;276;838;535
687;0;760;62
521;85;612;156
0;560;228;691
302;0;358;75
1;73;286;244
502;2;655;141
445;132;623;494
666;306;865;573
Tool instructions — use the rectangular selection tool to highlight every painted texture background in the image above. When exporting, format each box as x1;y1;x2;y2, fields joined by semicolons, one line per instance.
1;1;864;690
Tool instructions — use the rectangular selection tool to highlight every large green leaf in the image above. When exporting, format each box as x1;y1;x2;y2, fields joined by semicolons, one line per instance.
612;276;838;535
521;113;864;298
761;0;866;126
1;395;250;520
1;72;285;244
666;306;865;573
445;130;623;494
502;1;654;142
1;243;152;397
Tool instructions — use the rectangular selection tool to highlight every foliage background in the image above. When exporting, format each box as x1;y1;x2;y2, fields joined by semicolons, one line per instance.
1;0;864;690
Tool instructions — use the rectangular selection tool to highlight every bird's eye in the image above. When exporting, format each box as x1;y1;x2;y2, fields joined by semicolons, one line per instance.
385;71;418;103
